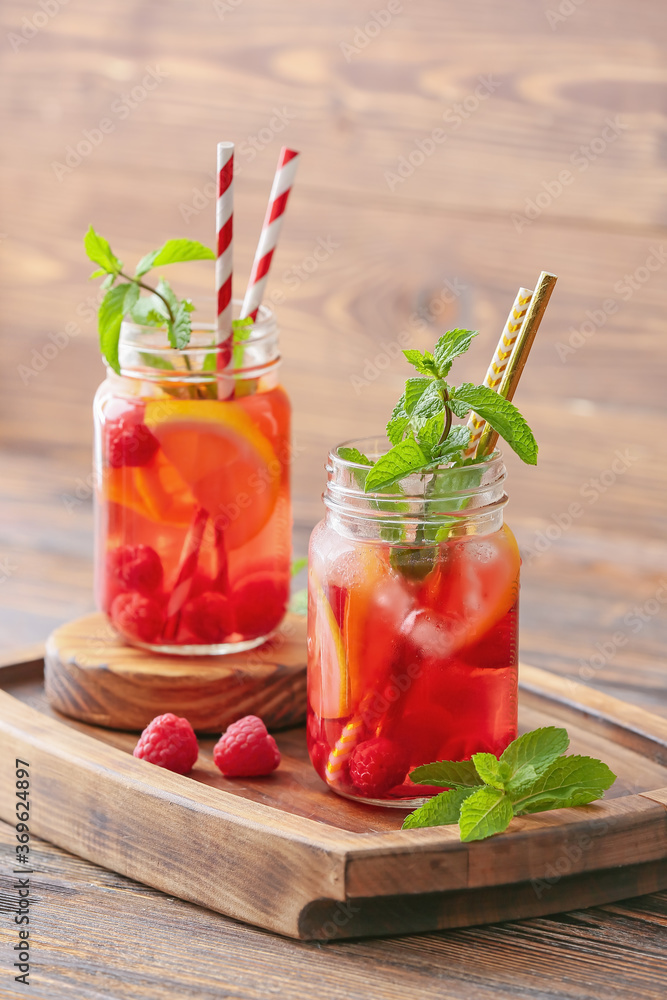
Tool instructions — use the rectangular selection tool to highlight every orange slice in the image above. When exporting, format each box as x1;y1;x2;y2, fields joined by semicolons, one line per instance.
144;399;280;549
309;577;349;719
104;452;196;526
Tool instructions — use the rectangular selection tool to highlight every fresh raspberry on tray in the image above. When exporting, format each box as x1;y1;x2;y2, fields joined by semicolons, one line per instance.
133;713;199;774
213;715;281;777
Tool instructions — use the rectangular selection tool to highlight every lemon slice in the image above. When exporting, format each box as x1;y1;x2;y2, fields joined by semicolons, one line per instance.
309;577;350;719
144;399;280;549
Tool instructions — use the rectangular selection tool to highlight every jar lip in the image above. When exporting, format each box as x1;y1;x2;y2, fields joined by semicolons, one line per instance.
119;300;277;358
324;434;507;525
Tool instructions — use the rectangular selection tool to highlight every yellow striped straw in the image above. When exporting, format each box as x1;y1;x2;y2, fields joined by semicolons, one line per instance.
463;287;533;458
325;716;365;782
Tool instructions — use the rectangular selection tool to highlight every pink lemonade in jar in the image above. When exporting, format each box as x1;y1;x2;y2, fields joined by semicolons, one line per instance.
307;443;519;806
94;308;291;653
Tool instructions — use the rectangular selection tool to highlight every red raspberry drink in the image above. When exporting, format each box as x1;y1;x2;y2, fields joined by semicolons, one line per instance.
307;441;520;806
94;308;291;653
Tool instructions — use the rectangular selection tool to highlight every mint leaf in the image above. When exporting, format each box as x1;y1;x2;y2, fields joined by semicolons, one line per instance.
410;380;445;423
288;589;307;615
458;786;513;842
501;726;569;791
291;557;308;576
338;446;371;465
472;753;512;789
433;329;477;377
430;425;471;463
168;300;193;350
84;226;122;274
450;383;538;465
402;349;440;377
404;377;436;415
409;759;484;788
231;316;254;368
386;396;409;446
512;755;616;815
98;282;138;374
129;295;169;327
416;411;444;456
402;787;476;829
156;278;178;316
364;438;428;492
135;239;215;277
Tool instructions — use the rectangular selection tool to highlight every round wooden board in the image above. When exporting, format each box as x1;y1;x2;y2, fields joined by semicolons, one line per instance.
44;612;307;733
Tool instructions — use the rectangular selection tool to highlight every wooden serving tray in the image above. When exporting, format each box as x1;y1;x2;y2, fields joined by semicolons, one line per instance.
1;644;666;940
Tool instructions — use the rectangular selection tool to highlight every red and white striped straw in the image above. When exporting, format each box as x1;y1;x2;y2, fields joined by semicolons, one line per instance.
240;146;300;321
162;506;209;640
463;287;533;458
216;141;234;369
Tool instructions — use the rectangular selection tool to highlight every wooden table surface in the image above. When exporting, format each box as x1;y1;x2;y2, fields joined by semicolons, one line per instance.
0;1;666;996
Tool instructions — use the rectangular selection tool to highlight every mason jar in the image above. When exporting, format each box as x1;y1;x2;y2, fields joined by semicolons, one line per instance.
307;438;519;806
93;303;291;654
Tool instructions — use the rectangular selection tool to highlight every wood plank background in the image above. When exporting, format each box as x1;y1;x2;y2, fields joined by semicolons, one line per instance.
0;0;666;996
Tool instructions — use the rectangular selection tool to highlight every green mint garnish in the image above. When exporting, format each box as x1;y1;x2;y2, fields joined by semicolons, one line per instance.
402;727;616;841
364;326;538;493
338;446;372;466
84;226;215;373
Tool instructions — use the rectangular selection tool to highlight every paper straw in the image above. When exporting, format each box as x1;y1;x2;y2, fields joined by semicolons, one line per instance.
240;147;300;321
463;288;533;458
325;716;365;784
215;141;234;370
162;506;209;640
476;271;558;459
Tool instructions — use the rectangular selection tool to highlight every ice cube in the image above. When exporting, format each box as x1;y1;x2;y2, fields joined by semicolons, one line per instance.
401;608;467;661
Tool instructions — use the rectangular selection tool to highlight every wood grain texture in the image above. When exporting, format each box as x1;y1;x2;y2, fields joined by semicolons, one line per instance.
44;611;307;732
2;657;667;941
1;0;667;993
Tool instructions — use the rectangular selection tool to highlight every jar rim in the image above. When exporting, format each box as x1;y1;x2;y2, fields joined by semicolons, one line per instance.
324;435;508;530
115;299;280;381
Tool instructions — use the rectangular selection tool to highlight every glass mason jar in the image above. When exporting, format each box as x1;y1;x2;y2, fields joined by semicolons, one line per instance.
307;438;519;807
93;302;291;655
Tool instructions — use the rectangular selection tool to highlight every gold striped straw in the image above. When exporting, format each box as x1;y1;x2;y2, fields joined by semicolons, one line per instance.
476;271;558;459
464;287;533;458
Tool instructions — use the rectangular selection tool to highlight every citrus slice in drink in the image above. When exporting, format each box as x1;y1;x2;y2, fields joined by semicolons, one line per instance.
420;524;520;650
104;451;196;526
308;577;350;719
144;399;280;549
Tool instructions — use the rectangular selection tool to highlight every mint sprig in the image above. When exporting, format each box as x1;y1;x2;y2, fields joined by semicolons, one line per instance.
84;226;215;373
364;327;538;493
403;727;616;841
